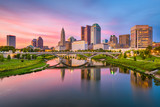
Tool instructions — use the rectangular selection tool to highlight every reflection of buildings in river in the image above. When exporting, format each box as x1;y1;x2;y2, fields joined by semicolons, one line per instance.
81;68;101;93
61;69;65;81
81;68;101;81
92;61;105;66
71;59;86;66
119;67;130;74
110;66;118;75
65;59;72;66
130;70;152;89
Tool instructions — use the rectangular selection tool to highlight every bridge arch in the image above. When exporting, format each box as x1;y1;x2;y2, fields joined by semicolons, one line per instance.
88;53;118;59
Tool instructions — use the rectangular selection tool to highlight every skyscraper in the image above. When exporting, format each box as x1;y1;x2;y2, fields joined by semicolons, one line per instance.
119;34;130;48
7;35;16;48
59;28;65;46
91;23;101;45
131;25;152;48
81;26;85;40
110;35;118;44
37;37;43;49
81;25;91;45
31;39;37;47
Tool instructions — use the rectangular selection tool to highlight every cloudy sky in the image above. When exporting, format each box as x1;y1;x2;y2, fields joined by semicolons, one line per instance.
0;0;160;48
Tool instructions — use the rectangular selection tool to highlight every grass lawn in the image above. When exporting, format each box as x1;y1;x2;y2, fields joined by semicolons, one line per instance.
0;61;46;77
0;56;47;77
129;55;160;61
0;57;44;72
105;57;160;72
76;54;160;72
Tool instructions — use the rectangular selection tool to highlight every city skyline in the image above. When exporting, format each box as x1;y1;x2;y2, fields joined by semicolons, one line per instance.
0;0;160;48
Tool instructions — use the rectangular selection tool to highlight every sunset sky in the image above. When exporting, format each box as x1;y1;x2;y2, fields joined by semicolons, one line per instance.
0;0;160;48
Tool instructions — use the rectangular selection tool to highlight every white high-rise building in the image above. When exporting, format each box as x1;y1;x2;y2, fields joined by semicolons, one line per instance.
91;23;101;45
72;40;88;51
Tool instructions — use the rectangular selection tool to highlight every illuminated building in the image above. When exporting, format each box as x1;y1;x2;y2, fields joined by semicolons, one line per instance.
31;39;37;47
131;25;152;48
58;28;66;46
56;28;66;51
93;43;109;50
110;35;118;44
91;23;101;45
119;34;130;48
72;40;88;51
65;41;71;50
152;42;160;48
7;35;16;48
37;37;43;49
81;25;91;45
43;46;49;50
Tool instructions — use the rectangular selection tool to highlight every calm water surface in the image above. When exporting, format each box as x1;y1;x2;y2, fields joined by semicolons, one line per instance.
0;59;160;107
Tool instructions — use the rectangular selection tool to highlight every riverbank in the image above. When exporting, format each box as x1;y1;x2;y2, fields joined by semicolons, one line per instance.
77;54;160;75
103;57;160;73
0;55;56;78
92;55;160;80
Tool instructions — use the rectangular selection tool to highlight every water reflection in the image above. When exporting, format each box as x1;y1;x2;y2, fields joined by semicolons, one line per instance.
130;70;152;89
81;68;101;94
119;67;130;74
110;66;118;75
81;68;101;81
61;69;65;81
52;58;108;68
1;58;160;107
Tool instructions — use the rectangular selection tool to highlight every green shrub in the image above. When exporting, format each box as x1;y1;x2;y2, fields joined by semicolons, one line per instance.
22;54;25;59
140;52;145;60
124;53;127;58
154;59;160;63
16;54;21;59
7;55;11;60
27;54;31;60
134;56;136;61
0;54;4;62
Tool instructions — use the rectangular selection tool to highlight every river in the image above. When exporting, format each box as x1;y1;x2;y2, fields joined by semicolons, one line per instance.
0;58;160;107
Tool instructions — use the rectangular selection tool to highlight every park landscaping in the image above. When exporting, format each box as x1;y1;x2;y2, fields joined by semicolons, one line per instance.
104;56;160;73
76;52;160;73
0;54;56;77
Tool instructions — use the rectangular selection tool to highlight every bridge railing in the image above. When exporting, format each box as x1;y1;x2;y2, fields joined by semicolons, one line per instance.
24;52;121;54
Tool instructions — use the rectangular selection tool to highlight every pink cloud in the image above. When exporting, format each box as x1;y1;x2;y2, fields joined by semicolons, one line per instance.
0;7;81;48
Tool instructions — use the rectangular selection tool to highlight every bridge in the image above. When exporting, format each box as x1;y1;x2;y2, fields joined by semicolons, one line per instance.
47;59;110;69
1;51;121;60
20;52;121;60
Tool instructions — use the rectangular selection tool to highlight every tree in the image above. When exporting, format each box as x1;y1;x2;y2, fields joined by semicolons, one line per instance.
22;54;25;59
134;56;136;61
140;52;145;60
27;54;31;60
124;53;127;58
0;55;4;62
7;55;11;60
32;55;37;59
146;46;152;52
0;46;15;52
16;54;21;59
